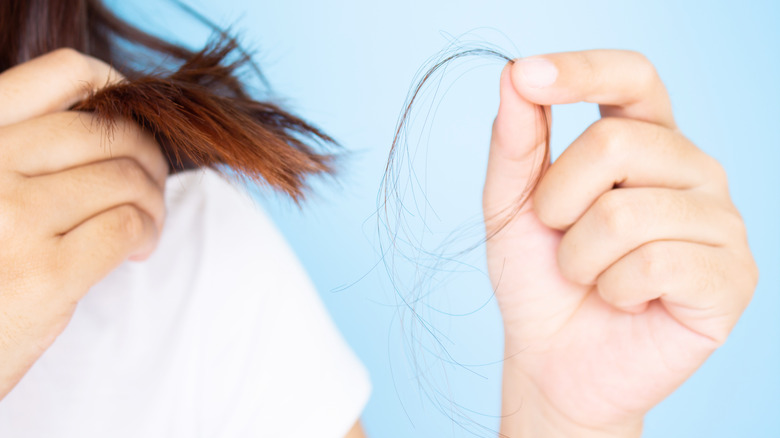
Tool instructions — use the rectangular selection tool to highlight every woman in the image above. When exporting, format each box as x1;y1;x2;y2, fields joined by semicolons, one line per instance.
0;0;758;437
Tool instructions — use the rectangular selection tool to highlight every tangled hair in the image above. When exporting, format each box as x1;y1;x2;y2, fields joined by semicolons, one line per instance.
378;38;550;436
0;0;336;201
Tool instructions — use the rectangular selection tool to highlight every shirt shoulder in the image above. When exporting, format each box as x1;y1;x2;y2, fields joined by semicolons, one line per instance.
165;169;372;437
0;168;370;438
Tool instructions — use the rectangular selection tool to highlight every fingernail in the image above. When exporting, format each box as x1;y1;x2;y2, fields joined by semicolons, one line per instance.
516;57;558;88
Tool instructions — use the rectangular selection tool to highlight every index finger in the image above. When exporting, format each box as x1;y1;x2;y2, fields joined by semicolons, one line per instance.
510;50;676;129
0;48;122;127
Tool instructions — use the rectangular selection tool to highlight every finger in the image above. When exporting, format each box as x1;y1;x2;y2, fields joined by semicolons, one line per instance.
25;157;166;235
0;112;168;187
483;62;550;230
533;117;727;230
56;204;159;294
558;187;744;285
596;240;756;343
0;48;122;127
510;50;676;129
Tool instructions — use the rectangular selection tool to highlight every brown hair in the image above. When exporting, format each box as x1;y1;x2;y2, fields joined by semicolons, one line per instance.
0;0;336;201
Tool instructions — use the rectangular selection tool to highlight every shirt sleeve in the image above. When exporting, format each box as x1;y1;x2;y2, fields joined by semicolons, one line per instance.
187;170;371;438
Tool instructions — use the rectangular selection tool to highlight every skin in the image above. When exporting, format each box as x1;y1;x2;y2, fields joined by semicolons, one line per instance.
0;48;168;399
0;48;757;437
485;50;758;436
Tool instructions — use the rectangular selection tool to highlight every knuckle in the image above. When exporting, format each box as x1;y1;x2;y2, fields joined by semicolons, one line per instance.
597;268;638;309
625;51;660;98
730;248;759;305
727;211;749;244
49;48;92;79
112;158;149;188
636;244;672;287
593;190;635;238
146;187;166;227
585;118;629;157
628;50;654;72
114;205;147;243
745;257;760;295
704;155;730;188
109;158;165;228
714;203;749;246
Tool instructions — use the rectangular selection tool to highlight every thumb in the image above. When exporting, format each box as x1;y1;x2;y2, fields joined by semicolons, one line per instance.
483;62;550;231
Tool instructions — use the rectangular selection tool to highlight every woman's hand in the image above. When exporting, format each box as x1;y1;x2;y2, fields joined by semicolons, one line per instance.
483;50;758;437
0;49;169;399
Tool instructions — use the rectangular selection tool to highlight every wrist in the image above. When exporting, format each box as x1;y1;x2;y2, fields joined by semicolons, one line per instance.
500;354;643;438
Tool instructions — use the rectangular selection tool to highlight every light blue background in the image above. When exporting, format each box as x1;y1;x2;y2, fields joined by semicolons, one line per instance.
113;1;779;436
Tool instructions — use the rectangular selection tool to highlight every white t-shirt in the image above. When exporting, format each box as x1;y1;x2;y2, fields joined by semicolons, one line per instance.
0;168;371;437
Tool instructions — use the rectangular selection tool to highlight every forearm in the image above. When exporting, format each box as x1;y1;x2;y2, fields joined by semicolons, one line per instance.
499;353;643;438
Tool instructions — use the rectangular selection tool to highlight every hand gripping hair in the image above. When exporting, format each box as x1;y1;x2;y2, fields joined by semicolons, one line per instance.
1;0;337;202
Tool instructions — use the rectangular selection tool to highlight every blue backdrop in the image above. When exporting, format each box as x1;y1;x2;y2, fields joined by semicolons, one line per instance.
112;1;779;436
